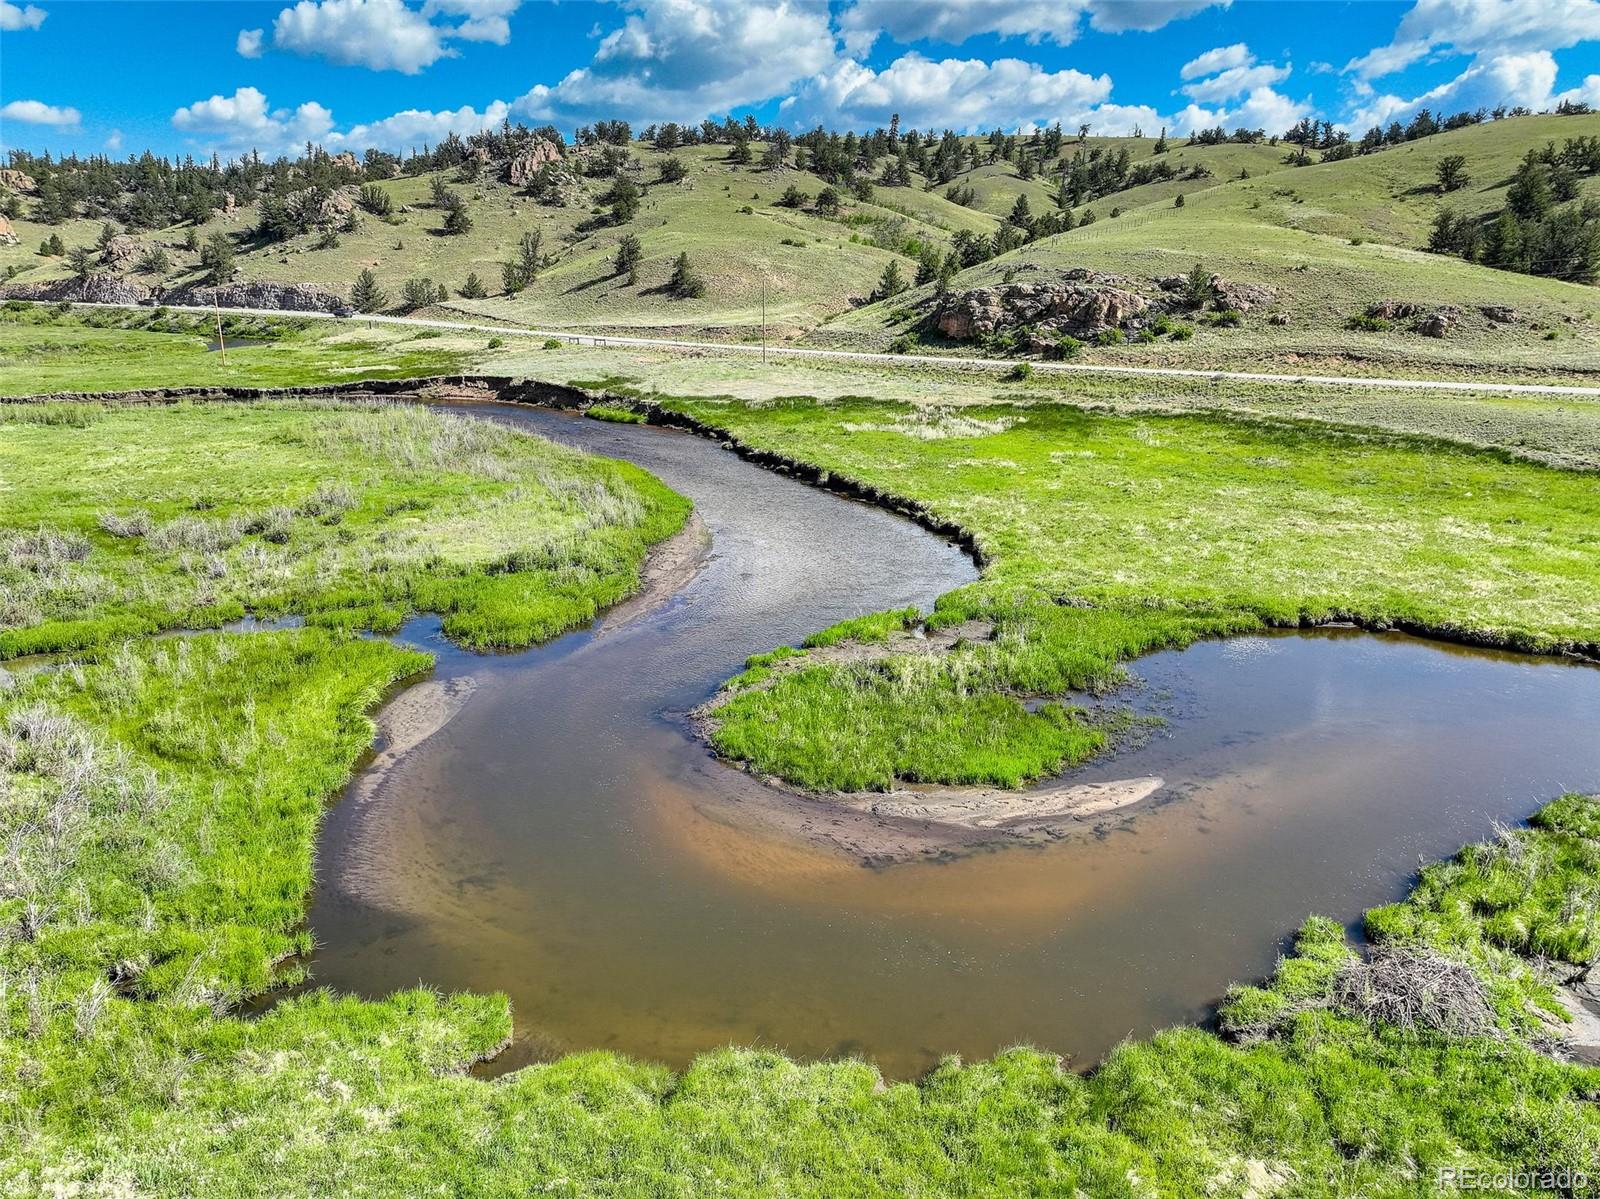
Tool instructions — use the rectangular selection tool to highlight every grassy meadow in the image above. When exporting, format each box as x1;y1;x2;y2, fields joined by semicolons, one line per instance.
0;301;486;395
652;393;1600;790
0;395;688;656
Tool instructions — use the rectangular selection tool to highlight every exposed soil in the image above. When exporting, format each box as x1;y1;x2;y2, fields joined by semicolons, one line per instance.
597;510;711;635
353;676;478;806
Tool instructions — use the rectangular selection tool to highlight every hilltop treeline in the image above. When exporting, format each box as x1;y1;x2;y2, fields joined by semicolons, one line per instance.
7;103;1589;235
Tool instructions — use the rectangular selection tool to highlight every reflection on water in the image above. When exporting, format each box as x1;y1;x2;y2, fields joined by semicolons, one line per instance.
305;404;1600;1078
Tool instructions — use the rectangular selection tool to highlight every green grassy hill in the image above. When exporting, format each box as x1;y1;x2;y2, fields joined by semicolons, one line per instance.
3;115;1597;374
829;114;1600;377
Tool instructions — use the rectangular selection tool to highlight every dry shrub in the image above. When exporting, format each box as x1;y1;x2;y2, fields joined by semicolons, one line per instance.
1332;946;1497;1037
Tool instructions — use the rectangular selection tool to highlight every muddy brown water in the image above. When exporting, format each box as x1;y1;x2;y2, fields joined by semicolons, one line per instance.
304;403;1600;1078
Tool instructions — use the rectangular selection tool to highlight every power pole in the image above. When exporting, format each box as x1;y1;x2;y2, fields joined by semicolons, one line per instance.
214;294;227;367
761;275;767;365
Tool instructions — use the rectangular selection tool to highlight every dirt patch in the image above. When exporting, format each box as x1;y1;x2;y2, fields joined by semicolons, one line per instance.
1551;962;1600;1066
598;510;711;635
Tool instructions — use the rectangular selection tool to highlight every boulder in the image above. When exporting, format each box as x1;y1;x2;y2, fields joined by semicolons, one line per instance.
1210;274;1276;312
330;151;361;172
0;274;153;304
221;191;239;219
172;280;347;313
936;281;1152;341
1367;300;1424;321
101;234;139;269
1268;312;1290;326
0;169;38;195
1415;306;1460;338
507;140;563;187
286;186;355;228
0;214;18;247
1480;305;1518;323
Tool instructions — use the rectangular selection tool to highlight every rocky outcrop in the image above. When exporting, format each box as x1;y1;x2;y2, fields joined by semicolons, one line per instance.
171;280;347;313
1366;300;1425;321
1155;272;1274;311
1210;275;1275;312
330;151;360;173
0;169;38;195
1416;306;1460;337
506;140;563;186
0;215;18;247
221;192;239;219
1480;305;1518;323
100;234;139;270
0;274;153;304
286;186;356;228
936;279;1151;341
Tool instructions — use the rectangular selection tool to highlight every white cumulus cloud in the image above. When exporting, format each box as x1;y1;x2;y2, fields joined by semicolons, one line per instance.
169;86;515;157
237;28;264;57
781;52;1144;133
271;0;452;73
1;98;81;126
1086;0;1228;32
1345;0;1600;79
1181;43;1252;80
0;1;47;30
516;0;835;127
835;0;1227;54
1347;49;1566;129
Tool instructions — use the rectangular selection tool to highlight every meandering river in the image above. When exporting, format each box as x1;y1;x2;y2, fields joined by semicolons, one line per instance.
305;403;1600;1077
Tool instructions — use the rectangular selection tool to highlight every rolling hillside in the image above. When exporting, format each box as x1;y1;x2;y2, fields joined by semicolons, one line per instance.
3;114;1598;374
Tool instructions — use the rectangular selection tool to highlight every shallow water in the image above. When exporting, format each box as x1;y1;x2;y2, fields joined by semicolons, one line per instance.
305;404;1600;1077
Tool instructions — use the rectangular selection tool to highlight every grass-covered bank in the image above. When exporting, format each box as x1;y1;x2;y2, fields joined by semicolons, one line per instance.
648;395;1600;792
4;631;1597;1195
0;398;688;656
0;302;490;394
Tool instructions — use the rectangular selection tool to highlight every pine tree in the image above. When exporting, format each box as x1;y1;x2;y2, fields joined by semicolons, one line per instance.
1435;154;1470;192
67;245;96;280
358;184;393;216
1507;153;1552;220
200;232;236;284
459;272;488;299
614;233;643;283
401;277;437;310
871;259;906;301
350;268;387;312
668;252;705;298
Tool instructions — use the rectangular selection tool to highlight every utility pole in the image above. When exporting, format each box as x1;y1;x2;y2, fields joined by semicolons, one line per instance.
214;294;227;367
760;274;767;365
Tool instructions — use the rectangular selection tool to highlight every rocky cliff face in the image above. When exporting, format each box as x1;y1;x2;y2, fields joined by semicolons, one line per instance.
936;275;1153;341
171;281;347;312
506;140;563;187
0;275;153;304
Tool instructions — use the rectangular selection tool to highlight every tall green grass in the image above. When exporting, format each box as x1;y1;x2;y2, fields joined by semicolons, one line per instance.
680;395;1600;790
0;399;688;657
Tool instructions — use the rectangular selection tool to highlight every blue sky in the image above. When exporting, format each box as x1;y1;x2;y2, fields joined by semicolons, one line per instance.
3;0;1599;160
